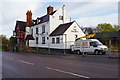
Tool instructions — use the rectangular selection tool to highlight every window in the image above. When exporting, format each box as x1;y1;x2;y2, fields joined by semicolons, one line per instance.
31;29;33;35
42;25;45;33
56;37;60;44
90;42;94;46
52;38;55;44
36;37;38;44
36;28;38;34
42;37;45;44
90;42;97;47
39;20;41;22
59;16;63;20
47;37;49;40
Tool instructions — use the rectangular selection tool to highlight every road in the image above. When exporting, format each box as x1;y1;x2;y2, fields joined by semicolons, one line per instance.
2;51;119;78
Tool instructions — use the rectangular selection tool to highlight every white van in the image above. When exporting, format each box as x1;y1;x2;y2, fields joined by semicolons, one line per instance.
70;39;108;55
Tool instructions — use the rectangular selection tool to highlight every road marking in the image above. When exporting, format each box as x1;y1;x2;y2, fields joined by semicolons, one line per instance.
45;67;90;78
18;60;34;65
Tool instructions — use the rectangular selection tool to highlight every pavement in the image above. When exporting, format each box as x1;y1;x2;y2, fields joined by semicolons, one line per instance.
1;51;119;78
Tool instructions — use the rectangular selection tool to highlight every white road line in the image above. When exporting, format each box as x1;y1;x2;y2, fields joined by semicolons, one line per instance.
18;60;34;65
45;67;90;78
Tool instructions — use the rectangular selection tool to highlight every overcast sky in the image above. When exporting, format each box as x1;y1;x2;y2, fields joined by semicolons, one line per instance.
0;0;119;38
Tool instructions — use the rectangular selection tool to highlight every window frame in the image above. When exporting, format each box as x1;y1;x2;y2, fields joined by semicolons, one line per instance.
56;37;60;44
36;37;38;44
42;25;45;33
36;27;38;34
42;37;45;44
59;16;63;20
52;38;55;44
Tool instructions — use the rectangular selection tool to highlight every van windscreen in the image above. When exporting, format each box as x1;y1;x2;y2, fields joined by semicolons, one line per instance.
95;41;103;46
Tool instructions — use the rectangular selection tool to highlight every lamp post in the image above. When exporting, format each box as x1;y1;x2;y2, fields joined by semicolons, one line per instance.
36;33;41;53
64;34;67;55
47;36;50;54
36;35;38;53
82;43;85;57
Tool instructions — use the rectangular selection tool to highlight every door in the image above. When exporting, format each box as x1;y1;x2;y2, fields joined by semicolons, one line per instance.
89;41;96;52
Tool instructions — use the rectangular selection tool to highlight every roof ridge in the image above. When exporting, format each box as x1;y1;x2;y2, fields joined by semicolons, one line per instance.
37;10;57;19
16;20;26;23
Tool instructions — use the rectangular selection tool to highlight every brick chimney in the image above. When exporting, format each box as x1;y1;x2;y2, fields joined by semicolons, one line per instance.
47;6;53;14
26;10;32;27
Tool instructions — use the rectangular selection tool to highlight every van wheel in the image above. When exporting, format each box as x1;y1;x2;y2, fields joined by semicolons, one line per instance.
94;50;100;55
77;50;81;55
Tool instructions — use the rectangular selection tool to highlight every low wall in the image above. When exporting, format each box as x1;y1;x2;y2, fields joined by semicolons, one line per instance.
29;47;71;55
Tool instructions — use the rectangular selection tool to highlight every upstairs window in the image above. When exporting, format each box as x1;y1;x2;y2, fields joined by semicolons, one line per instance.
42;25;45;33
39;20;41;23
59;16;63;20
52;38;55;44
56;37;60;44
36;28;38;34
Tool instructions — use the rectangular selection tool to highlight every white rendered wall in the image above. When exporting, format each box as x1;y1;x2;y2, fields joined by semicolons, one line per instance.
64;22;85;49
49;6;70;34
28;6;85;49
26;27;31;36
49;35;64;49
29;21;50;48
49;22;85;49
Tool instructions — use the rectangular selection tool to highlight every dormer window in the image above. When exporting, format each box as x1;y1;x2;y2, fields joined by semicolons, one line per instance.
37;19;39;24
39;19;41;23
33;22;35;24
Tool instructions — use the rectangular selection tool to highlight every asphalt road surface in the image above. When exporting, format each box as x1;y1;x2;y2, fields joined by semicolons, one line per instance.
1;51;119;78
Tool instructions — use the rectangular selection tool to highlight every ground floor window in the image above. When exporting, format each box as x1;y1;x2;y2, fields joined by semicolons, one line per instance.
52;38;55;44
56;37;60;44
36;37;38;44
42;37;45;44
